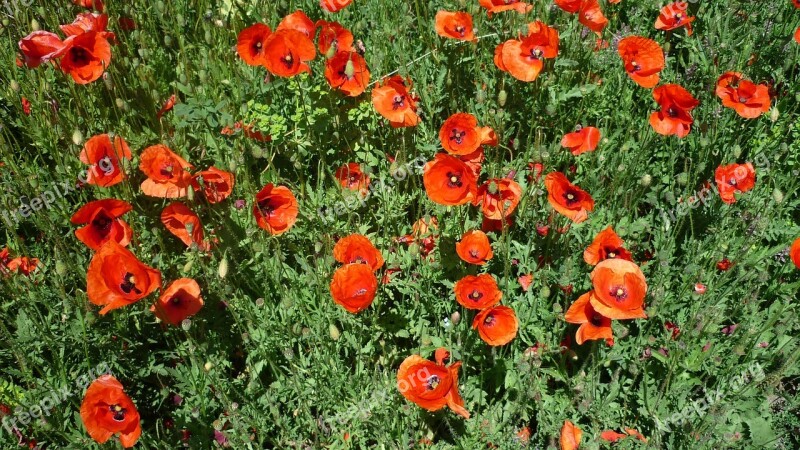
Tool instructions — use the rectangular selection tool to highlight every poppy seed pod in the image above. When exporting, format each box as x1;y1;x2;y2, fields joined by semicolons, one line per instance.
498;90;507;106
218;257;228;279
72;129;84;145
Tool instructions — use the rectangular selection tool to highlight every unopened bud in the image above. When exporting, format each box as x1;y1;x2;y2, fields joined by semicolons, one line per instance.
72;129;83;145
498;90;507;107
218;256;228;279
329;324;340;341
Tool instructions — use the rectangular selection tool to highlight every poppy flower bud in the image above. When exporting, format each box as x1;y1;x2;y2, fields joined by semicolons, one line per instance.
639;174;652;186
204;361;213;371
182;260;193;273
545;104;557;116
10;80;19;92
329;324;340;341
72;129;83;145
31;19;40;31
772;188;784;203
540;286;551;298
115;98;125;108
218;256;228;279
450;311;461;325
676;172;688;186
770;107;779;123
55;260;67;276
498;90;507;107
181;319;191;330
103;74;114;91
732;144;742;158
476;90;486;103
186;187;195;202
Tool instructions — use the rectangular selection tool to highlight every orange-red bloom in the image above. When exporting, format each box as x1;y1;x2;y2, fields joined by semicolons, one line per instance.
578;0;608;34
193;166;234;203
583;226;632;265
237;23;272;66
396;350;469;418
371;76;421;127
455;230;493;265
435;11;476;42
479;0;532;16
474;178;522;220
139;144;194;198
714;163;756;204
423;153;478;206
335;163;370;192
454;274;502;309
253;183;299;235
589;259;647;320
71;199;133;251
790;238;800;269
494;21;559;82
58;31;112;84
333;234;384;271
156;94;176;119
79;133;131;187
72;0;104;10
473;305;518;346
80;375;140;448
18;31;64;68
150;278;203;326
601;428;648;443
1;249;39;277
325;51;370;96
330;263;378;313
321;0;353;13
561;126;600;156
649;84;699;138
262;29;316;77
795;26;800;44
317;20;354;56
560;421;582;450
617;36;665;88
544;172;595;223
277;11;316;38
61;12;114;40
161;202;208;250
86;241;162;315
439;113;497;156
715;72;771;119
655;2;695;34
565;291;613;345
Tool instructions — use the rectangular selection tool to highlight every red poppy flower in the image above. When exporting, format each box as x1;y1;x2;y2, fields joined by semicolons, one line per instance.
237;23;272;66
325;51;370;96
86;241;162;315
459;149;485;176
479;0;532;16
193;166;234;204
439;113;497;156
583;226;632;265
80;375;140;448
139;144;194;198
795;0;800;8
560;421;582;450
474;178;522;220
655;2;695;35
578;0;608;34
494;21;559;82
262;29;316;77
555;0;581;13
790;238;800;269
561;126;600;156
161;202;208;250
253;183;299;235
71;199;133;251
455;230;493;265
795;27;800;44
454;274;502;309
473;306;518;346
565;291;613;345
435;11;476;42
333;234;384;271
600;430;628;443
330;263;378;313
277;11;316;38
156;94;176;119
317;20;354;56
58;31;111;84
396;350;469;419
60;13;114;40
321;0;353;13
649;84;699;138
79;133;131;187
18;31;64;68
544;172;595;223
2;254;39;276
72;0;104;10
617;36;665;88
334;163;370;192
372;76;421;127
715;72;771;119
714;163;756;204
150;278;203;326
589;259;647;320
423;153;478;206
519;273;533;291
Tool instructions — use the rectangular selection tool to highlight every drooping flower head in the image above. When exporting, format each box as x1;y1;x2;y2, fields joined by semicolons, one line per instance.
193;167;234;204
325;51;370;96
161;202;208;250
561;125;601;156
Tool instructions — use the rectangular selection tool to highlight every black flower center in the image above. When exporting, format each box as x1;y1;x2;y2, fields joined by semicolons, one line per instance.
109;404;126;421
450;129;466;145
610;286;628;302
120;272;142;295
447;172;463;188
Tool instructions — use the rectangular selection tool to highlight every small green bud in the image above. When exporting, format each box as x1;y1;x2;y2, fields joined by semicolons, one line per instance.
218;257;228;279
329;324;340;341
498;90;507;107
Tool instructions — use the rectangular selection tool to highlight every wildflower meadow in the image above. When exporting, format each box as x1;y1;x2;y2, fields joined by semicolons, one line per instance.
2;0;800;448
